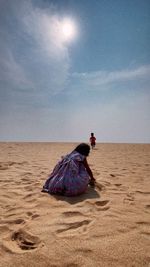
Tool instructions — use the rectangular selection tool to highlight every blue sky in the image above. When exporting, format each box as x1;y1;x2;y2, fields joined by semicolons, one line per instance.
0;0;150;142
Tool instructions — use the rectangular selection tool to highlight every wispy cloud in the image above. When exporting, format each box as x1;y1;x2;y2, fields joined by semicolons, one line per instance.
71;65;150;90
0;0;70;95
0;46;33;89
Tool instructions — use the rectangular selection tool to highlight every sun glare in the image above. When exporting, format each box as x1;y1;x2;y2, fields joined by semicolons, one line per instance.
61;18;77;42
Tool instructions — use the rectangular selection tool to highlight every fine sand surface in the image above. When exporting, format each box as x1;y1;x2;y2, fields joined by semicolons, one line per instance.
0;142;150;267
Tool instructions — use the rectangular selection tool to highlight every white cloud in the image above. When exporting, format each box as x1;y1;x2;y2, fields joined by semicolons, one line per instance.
0;0;70;95
20;0;71;94
22;4;69;59
72;65;150;90
0;46;33;89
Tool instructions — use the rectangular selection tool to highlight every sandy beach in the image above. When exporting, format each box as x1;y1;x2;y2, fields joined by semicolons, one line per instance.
0;142;150;267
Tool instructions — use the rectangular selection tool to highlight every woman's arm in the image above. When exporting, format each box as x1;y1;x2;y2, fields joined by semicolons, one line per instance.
83;158;95;182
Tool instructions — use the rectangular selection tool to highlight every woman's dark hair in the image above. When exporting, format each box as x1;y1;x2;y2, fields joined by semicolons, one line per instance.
74;143;90;156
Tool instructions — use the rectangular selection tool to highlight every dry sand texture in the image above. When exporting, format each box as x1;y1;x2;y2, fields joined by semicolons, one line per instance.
0;142;150;267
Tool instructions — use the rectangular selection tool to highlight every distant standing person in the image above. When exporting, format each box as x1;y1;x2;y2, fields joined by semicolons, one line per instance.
90;133;96;149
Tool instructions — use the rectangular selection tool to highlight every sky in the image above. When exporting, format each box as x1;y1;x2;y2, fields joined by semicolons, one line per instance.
0;0;150;143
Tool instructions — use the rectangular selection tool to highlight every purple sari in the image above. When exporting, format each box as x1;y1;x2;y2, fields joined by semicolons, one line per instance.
43;151;90;196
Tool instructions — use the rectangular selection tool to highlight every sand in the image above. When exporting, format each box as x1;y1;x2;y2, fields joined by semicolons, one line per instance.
0;142;150;267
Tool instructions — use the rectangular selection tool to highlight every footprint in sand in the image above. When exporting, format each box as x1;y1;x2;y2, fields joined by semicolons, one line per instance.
94;200;110;211
101;181;111;187
56;219;92;234
110;174;116;177
2;229;42;253
0;163;9;170
94;200;109;206
140;231;150;237
21;177;31;183
114;183;122;187
136;221;150;226
23;193;39;203
0;218;25;225
75;248;93;254
114;184;128;191
62;211;84;217
24;185;33;191
123;193;135;203
136;190;150;195
23;193;35;199
26;211;40;220
57;201;110;235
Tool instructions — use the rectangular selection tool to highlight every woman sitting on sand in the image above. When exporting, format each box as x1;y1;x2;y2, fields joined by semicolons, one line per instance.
42;143;95;196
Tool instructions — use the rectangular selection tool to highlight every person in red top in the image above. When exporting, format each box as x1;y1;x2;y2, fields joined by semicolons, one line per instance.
90;133;96;149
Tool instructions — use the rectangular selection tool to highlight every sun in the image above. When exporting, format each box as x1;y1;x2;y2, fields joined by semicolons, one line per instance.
61;18;77;42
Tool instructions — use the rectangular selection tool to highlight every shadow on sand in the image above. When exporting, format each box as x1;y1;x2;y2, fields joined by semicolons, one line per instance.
46;185;101;205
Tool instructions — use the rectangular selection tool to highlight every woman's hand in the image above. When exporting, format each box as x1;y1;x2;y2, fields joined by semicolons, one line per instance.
89;177;96;186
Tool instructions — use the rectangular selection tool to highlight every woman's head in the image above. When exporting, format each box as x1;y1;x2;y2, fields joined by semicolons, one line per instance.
74;143;90;156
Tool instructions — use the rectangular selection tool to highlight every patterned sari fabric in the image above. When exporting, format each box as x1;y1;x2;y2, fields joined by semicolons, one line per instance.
43;151;90;196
